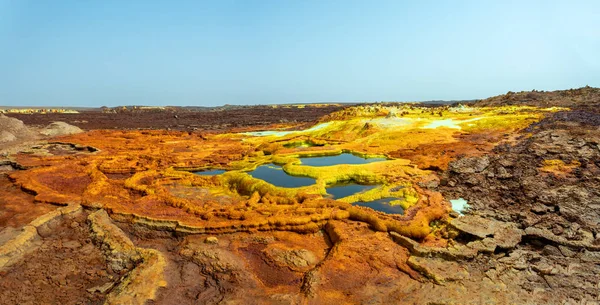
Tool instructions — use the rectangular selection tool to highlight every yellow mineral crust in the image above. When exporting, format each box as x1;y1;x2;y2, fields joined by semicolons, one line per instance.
540;159;581;177
7;105;553;241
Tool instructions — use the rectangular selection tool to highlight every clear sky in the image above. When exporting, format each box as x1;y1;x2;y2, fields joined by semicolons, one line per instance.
1;0;599;107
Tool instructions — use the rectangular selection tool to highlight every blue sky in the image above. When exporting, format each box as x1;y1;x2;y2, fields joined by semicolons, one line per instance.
1;0;599;107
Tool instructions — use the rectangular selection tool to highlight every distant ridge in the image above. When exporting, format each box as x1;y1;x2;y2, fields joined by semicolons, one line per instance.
2;87;598;109
475;86;600;107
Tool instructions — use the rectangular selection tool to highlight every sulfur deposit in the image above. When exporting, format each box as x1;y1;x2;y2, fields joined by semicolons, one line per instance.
1;90;600;304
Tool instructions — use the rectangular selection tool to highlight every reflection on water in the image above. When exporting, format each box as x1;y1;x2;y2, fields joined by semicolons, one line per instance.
326;183;378;199
283;141;321;148
249;164;315;188
301;153;386;166
195;169;226;176
355;198;404;214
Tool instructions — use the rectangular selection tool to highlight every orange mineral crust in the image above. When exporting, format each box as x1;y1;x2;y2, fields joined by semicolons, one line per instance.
7;105;556;237
3;103;584;304
8;128;454;239
0;175;56;229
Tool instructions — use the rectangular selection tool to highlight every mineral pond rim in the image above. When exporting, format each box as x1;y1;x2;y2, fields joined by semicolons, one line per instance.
2;88;600;304
195;153;403;214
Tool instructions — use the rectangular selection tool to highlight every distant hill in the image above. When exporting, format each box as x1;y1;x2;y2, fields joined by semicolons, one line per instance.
475;86;600;107
3;87;599;110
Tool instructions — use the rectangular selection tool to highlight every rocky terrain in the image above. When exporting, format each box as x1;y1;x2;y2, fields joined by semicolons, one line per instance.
0;114;36;144
437;108;600;303
4;104;347;132
0;87;599;304
0;114;85;157
475;86;600;108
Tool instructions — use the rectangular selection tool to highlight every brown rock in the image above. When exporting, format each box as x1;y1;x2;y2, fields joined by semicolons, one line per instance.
449;156;490;174
450;216;523;249
407;256;469;284
558;246;577;258
40;122;84;137
265;246;318;271
532;261;555;275
87;281;115;294
62;240;82;249
467;238;497;253
496;166;512;179
541;245;563;257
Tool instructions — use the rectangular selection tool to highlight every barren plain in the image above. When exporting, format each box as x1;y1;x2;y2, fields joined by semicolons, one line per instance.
1;87;600;304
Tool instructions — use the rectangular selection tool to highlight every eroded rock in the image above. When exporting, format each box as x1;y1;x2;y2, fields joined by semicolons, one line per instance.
407;256;469;284
449;156;490;174
88;210;167;305
40;122;84;137
450;215;523;250
0;114;34;142
0;131;17;143
264;246;317;271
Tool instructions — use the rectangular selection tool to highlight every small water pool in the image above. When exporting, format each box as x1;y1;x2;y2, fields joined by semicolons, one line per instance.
301;153;386;167
195;169;227;176
355;198;404;214
326;183;378;199
249;164;315;188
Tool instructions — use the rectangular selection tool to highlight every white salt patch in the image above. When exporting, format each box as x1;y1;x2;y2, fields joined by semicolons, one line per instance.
243;130;293;137
424;119;461;129
241;122;332;137
423;117;483;130
303;122;332;132
370;117;413;128
450;198;470;215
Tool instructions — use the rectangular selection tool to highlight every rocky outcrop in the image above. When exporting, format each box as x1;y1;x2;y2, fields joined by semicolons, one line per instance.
0;114;35;144
441;121;600;238
3;102;600;304
449;156;490;174
475;86;600;107
40;122;84;137
450;215;523;250
436;108;600;303
0;204;82;270
0;131;17;143
407;256;468;284
88;210;167;305
390;231;478;259
264;246;318;272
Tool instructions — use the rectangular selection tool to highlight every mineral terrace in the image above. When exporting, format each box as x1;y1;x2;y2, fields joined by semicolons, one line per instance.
1;87;600;304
